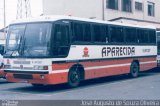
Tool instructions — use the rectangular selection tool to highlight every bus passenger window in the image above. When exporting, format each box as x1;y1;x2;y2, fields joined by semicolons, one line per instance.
93;25;106;43
83;24;91;42
148;30;156;44
137;29;149;43
125;28;137;43
106;37;108;43
53;24;70;57
71;22;91;43
72;23;83;42
105;26;109;43
110;26;124;43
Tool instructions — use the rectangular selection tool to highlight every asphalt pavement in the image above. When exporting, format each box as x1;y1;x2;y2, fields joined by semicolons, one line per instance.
0;68;160;100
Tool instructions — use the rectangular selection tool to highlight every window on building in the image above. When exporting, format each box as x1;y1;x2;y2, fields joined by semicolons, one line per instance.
135;2;143;11
148;2;155;16
122;0;132;12
107;0;118;10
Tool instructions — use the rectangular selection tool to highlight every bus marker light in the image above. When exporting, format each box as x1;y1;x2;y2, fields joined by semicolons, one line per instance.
43;66;48;70
34;66;48;70
40;75;45;80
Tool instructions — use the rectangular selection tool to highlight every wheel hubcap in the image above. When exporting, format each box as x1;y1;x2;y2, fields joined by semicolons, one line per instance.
133;66;137;73
71;71;79;83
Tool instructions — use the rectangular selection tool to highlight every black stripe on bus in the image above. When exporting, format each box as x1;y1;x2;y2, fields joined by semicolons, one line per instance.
4;70;49;74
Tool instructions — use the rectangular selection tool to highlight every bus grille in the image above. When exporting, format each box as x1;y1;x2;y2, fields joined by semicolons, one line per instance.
13;74;33;79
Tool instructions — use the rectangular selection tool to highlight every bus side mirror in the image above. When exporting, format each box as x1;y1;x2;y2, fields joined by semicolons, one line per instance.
0;45;4;55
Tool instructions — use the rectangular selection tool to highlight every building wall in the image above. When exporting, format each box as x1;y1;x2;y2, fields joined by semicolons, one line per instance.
104;0;143;20
104;0;160;22
144;0;160;22
43;0;160;27
43;0;103;20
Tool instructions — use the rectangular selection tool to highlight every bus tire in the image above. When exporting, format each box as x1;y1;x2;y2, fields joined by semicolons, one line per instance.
68;67;81;88
130;62;139;78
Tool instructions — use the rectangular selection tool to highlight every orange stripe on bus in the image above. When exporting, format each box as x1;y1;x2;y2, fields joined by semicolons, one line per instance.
140;62;157;72
85;65;130;79
52;57;156;71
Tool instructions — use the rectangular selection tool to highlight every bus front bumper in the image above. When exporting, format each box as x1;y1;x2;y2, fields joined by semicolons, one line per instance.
5;71;68;85
0;69;5;78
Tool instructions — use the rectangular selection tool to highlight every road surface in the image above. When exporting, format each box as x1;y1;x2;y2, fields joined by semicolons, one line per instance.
0;68;160;100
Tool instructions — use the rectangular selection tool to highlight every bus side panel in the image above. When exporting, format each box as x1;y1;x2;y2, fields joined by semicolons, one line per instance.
81;59;132;80
140;63;157;72
83;57;156;80
51;57;156;81
139;57;157;71
85;66;130;80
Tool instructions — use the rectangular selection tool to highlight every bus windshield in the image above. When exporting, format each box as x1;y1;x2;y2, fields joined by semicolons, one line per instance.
5;23;52;58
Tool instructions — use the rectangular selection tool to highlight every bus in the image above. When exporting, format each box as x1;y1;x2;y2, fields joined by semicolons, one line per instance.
3;15;157;87
157;31;160;66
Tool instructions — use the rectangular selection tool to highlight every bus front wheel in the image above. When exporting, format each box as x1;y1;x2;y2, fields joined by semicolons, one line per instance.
130;62;139;78
68;68;81;88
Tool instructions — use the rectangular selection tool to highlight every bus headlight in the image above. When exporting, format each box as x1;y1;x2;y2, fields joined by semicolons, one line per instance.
34;66;48;70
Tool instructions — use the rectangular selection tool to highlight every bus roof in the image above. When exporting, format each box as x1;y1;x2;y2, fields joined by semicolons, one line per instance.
10;15;156;29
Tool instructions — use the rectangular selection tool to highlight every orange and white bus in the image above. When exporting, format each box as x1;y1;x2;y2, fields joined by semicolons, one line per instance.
3;16;157;87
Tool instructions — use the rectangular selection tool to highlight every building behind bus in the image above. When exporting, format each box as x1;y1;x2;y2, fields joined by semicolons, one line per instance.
43;0;160;29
